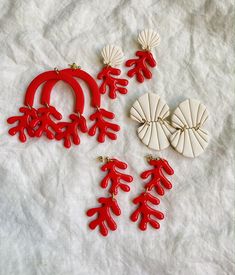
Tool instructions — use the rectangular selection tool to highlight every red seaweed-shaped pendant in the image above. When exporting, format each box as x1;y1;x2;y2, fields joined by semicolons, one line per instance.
141;158;174;196
131;191;164;231
55;114;87;148
126;51;156;83
7;106;38;142
126;29;160;83
87;156;133;237
30;105;62;139
100;158;133;195
130;156;174;231
87;196;121;236
97;66;128;99
88;108;120;143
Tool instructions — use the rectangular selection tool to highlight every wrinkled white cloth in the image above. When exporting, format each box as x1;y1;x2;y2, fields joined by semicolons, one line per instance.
0;0;234;274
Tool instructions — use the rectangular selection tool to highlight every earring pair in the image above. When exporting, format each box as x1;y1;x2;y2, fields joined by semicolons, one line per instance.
7;64;120;147
95;28;160;99
87;155;174;237
130;93;209;158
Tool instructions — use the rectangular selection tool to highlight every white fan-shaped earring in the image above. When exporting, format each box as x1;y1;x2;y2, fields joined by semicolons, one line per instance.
169;99;209;158
138;29;160;51
130;93;175;150
101;45;124;67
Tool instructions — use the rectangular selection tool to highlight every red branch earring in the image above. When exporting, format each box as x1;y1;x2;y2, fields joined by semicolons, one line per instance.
97;45;129;99
126;29;160;83
130;155;174;231
87;157;133;237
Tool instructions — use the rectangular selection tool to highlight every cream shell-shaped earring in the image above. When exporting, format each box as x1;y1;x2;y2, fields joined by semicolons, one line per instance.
130;93;175;150
101;45;124;67
138;29;161;51
169;99;209;158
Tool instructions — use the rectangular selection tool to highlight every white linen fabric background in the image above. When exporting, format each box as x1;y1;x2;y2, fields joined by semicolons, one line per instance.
0;0;234;274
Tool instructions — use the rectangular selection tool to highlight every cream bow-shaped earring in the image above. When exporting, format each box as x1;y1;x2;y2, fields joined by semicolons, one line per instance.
130;93;209;158
130;93;175;151
169;98;209;158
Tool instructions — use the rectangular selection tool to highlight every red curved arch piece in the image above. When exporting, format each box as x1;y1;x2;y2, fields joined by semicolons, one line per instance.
41;78;84;114
24;70;85;114
40;68;100;108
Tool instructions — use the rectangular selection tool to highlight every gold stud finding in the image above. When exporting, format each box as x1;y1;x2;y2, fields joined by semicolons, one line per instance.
146;155;160;162
54;67;59;74
69;63;81;70
97;156;113;163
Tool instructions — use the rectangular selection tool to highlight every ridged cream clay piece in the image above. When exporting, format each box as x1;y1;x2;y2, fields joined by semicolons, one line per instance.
130;93;174;150
170;99;209;158
138;29;160;51
101;45;124;67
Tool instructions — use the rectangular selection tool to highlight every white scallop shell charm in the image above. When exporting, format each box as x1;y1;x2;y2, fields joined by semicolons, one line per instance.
170;99;209;158
130;93;175;150
101;45;124;67
138;29;160;51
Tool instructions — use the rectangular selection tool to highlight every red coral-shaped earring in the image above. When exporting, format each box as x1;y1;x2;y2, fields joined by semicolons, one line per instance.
130;155;174;231
97;45;128;99
99;157;133;195
141;157;174;196
7;106;38;142
55;114;87;148
30;105;62;139
87;196;121;236
88;108;120;143
130;192;164;231
87;157;133;237
126;29;160;83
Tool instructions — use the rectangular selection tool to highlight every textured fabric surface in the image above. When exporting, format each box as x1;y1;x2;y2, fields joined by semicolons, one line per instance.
0;0;234;274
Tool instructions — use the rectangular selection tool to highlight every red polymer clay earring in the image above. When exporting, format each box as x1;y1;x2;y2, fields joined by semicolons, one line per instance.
7;69;85;143
126;29;160;83
130;155;174;231
40;63;120;143
97;45;129;99
87;156;133;237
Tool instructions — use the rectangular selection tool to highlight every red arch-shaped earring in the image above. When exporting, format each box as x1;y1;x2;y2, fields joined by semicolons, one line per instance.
40;68;100;108
41;65;120;143
41;68;101;108
24;70;84;114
